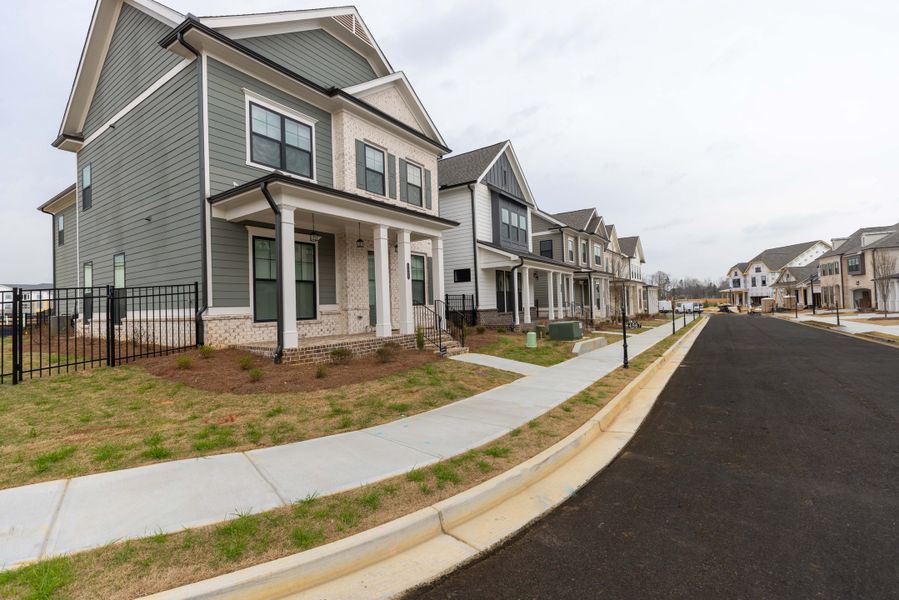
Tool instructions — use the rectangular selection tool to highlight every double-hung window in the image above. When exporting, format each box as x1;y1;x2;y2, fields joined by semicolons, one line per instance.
594;244;602;267
581;241;587;264
411;255;426;305
568;238;574;262
405;162;422;206
539;240;553;258
57;214;64;246
81;164;92;210
249;102;314;179
253;237;318;322
364;144;385;195
501;208;511;239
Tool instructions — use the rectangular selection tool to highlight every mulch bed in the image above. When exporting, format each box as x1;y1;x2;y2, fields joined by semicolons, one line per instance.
465;329;520;352
138;347;440;395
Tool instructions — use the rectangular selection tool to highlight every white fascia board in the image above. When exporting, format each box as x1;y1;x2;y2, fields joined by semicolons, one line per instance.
125;0;183;27
475;142;539;207
342;72;447;148
199;7;392;77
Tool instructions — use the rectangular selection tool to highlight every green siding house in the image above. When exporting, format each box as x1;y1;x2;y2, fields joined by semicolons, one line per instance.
40;0;455;360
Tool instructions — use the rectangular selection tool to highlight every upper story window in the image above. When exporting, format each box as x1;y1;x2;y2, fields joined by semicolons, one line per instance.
755;266;761;273
567;238;574;262
581;241;588;264
405;162;422;207
363;144;385;195
594;244;602;267
761;276;767;286
249;102;314;180
732;278;741;288
847;255;863;274
81;164;92;211
57;214;64;246
496;195;527;250
539;240;553;258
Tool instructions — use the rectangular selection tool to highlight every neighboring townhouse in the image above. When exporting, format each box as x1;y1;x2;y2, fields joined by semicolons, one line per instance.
38;0;458;359
770;263;819;309
617;235;648;315
530;208;613;322
722;240;831;308
437;141;577;327
0;285;54;318
817;224;899;310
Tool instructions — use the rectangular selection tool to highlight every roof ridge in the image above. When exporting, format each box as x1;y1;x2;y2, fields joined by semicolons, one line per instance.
438;140;507;163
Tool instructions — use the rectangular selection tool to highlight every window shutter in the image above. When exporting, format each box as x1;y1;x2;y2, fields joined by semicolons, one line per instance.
399;159;408;202
424;169;432;209
387;154;397;199
355;140;365;189
427;256;433;304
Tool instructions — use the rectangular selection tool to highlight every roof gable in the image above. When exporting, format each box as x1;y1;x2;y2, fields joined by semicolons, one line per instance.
438;141;506;188
749;240;828;271
618;236;644;261
552;208;596;232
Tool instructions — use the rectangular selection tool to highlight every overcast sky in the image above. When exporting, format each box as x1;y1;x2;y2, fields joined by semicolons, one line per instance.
2;0;898;284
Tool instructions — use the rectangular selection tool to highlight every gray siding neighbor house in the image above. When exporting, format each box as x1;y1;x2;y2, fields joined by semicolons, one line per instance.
40;0;456;359
438;141;576;327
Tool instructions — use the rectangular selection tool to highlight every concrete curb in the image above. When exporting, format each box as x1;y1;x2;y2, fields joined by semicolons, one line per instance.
142;318;708;600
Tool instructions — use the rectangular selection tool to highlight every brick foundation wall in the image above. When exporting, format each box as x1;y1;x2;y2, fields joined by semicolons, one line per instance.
239;333;419;365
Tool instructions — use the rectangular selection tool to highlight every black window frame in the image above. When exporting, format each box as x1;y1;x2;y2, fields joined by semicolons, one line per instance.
846;255;863;275
81;163;92;211
751;276;757;287
568;238;574;262
581;240;588;264
249;101;314;180
252;236;319;323
57;214;64;246
411;254;426;305
539;240;553;259
453;268;471;283
363;143;386;196
405;162;423;207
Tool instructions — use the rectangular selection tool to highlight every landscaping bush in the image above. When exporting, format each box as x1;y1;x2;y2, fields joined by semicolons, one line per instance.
376;341;401;363
315;364;327;379
476;325;486;335
198;345;215;359
238;356;253;370
248;368;263;382
415;326;425;351
175;356;192;370
330;347;353;365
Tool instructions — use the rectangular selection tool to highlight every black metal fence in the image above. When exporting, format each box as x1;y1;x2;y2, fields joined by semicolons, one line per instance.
445;294;477;326
1;284;201;385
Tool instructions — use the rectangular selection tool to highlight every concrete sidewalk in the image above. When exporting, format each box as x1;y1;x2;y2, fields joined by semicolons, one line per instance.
0;319;690;570
793;313;899;336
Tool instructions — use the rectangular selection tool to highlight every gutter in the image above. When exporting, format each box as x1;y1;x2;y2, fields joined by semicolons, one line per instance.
177;31;208;346
468;184;480;308
260;181;284;364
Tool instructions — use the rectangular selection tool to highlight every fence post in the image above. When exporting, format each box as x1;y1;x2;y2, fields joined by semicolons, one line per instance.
106;285;115;367
194;281;204;347
11;288;20;384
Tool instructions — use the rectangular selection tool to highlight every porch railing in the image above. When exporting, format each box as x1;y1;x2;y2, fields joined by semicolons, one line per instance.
438;299;466;348
444;294;477;326
413;303;445;354
1;283;201;385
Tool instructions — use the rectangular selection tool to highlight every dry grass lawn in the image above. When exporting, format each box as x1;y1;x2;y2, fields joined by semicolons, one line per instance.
0;358;517;489
0;319;700;600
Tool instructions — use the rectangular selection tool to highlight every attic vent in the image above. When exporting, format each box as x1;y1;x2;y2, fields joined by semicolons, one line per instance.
332;14;372;47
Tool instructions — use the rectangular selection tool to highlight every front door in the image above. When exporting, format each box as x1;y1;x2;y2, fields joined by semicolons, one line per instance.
368;251;376;326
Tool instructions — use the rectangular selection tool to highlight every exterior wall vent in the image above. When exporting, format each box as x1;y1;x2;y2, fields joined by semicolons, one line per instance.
332;14;373;47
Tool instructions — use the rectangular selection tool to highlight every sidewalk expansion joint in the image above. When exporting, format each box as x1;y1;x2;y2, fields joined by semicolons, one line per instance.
39;479;70;559
242;453;290;507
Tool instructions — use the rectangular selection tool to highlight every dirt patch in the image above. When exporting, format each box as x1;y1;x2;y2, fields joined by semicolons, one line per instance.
847;317;899;325
138;347;440;394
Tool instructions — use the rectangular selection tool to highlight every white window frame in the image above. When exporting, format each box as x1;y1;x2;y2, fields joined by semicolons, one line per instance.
244;90;317;184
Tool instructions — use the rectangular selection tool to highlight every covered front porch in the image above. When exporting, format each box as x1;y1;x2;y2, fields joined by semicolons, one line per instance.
204;175;456;359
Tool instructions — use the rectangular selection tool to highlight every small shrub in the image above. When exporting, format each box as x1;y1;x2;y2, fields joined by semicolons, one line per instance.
376;342;401;363
476;325;486;335
315;364;328;379
175;356;192;370
238;356;253;370
198;345;215;359
415;326;425;350
248;368;263;382
330;347;353;365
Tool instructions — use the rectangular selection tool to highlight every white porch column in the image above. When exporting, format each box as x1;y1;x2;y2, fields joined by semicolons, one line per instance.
589;277;596;322
521;266;532;324
547;270;555;321
396;229;414;335
558;272;565;317
373;224;392;337
512;267;520;327
280;207;298;349
433;236;446;321
568;275;575;315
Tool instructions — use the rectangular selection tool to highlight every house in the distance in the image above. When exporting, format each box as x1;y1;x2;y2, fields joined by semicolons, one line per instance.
38;0;459;361
722;240;830;308
816;224;899;311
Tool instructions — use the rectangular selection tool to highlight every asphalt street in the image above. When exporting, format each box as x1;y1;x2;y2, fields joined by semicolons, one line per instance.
404;315;899;600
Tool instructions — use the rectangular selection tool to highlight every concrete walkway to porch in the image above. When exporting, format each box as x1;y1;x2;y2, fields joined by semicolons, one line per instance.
0;318;690;571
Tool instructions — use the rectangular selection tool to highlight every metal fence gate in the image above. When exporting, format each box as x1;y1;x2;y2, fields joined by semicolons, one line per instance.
1;283;201;384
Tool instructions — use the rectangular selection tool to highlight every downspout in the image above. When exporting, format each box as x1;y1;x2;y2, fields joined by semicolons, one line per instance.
468;184;480;308
839;253;846;309
177;31;208;345
260;181;284;364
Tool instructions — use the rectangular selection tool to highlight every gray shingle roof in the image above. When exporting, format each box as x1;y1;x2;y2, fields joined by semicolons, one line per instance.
605;224;614;237
551;208;595;231
618;236;639;257
749;240;824;271
437;141;507;188
780;263;818;284
820;223;899;257
587;215;607;238
731;262;749;273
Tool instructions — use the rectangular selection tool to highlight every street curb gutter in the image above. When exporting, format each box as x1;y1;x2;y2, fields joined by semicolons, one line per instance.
771;314;899;351
143;318;708;600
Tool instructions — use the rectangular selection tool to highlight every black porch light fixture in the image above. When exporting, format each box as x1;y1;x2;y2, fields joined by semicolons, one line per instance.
309;214;321;243
356;222;364;249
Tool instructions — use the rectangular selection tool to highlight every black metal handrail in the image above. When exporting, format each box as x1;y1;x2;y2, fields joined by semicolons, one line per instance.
437;299;466;348
445;293;477;326
413;303;444;354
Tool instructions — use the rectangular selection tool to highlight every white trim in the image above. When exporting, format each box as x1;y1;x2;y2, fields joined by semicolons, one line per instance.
81;58;193;148
206;306;252;317
245;225;322;323
123;0;183;27
244;90;318;184
202;52;213;307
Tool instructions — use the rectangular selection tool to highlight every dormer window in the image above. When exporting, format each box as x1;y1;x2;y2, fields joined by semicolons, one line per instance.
248;101;314;180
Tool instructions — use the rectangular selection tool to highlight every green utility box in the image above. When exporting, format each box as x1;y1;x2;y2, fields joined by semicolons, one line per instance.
548;320;583;341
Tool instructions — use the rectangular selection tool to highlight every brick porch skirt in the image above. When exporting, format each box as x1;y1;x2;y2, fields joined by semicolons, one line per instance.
236;333;419;365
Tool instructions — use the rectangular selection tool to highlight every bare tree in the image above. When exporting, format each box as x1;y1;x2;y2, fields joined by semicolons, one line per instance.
649;270;671;294
872;248;897;316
